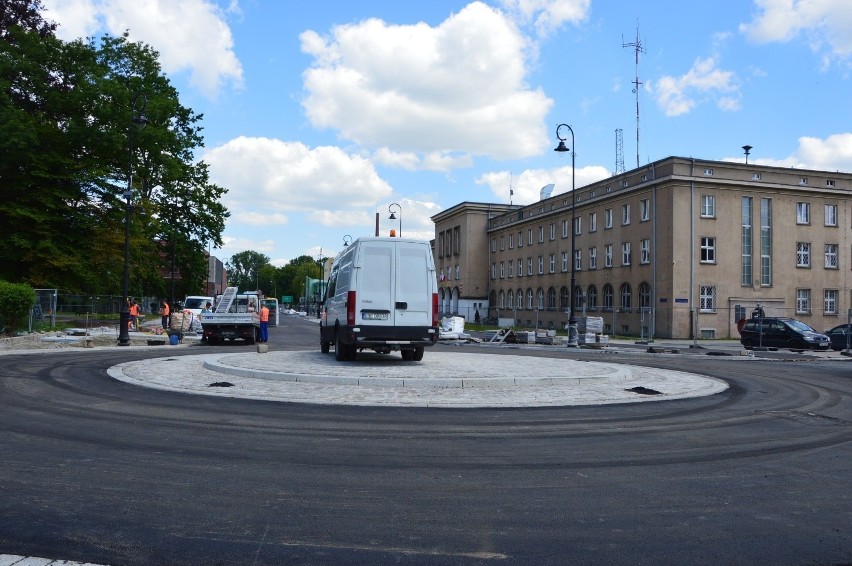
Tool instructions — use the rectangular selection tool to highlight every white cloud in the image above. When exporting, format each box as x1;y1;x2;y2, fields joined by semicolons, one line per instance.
499;0;591;37
299;1;552;164
203;135;394;224
477;165;610;204
43;0;243;97
233;211;288;226
218;235;276;258
740;0;852;62
372;148;473;172
652;57;740;117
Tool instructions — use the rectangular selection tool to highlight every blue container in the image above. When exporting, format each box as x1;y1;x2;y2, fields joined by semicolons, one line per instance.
169;334;179;346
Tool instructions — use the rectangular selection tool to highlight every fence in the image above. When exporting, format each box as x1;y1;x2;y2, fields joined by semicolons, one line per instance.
27;291;162;332
440;303;851;343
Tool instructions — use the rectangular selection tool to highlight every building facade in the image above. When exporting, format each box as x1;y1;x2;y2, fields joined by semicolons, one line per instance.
433;156;852;339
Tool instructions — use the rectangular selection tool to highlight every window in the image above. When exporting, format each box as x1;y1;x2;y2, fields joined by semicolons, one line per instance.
518;232;523;248
499;261;505;278
699;285;716;313
527;257;533;276
491;238;497;253
509;233;514;249
560;286;569;309
620;283;632;310
574;285;583;312
517;259;523;277
549;223;556;240
589;247;597;269
587;285;598;310
498;290;505;309
500;236;505;251
508;260;514;278
561;219;569;238
799;177;808;185
604;208;613;229
752;172;762;180
825;204;838;227
538;226;544;243
453;226;460;254
589;212;597;232
700;237;716;263
517;289;524;309
527;288;534;310
561;251;569;272
824;289;838;315
796;242;811;267
549;254;556;273
701;195;716;218
826;179;836;187
796;289;811;314
547;287;557;309
536;288;544;310
796;202;810;224
490;263;496;279
622;242;632;265
455;265;460;279
742;197;753;286
537;255;544;274
507;290;513;307
604;244;613;267
639;282;652;309
528;229;533;245
825;244;838;268
704;168;714;176
640;198;650;221
761;198;772;286
574;216;582;235
640;239;650;264
603;284;614;311
622;204;631;225
574;249;582;271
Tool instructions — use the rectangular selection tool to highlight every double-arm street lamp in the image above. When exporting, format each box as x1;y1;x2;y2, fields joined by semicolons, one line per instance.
119;92;149;346
388;202;402;237
554;123;579;347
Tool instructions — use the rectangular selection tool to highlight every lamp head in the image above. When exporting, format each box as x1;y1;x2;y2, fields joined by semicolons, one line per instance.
554;140;570;153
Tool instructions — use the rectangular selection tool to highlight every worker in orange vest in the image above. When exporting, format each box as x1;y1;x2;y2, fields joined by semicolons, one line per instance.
259;302;270;343
160;300;170;330
129;300;140;331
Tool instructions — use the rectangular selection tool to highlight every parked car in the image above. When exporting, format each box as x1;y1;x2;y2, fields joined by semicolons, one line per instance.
739;317;830;350
824;323;852;351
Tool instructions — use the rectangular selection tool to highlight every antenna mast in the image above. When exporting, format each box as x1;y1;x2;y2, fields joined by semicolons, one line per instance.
615;128;625;174
622;26;644;169
509;173;514;205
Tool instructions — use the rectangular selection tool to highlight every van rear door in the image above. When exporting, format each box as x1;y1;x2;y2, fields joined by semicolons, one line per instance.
395;242;433;327
357;242;394;325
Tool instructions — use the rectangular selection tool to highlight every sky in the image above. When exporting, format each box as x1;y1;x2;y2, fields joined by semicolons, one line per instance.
41;0;852;266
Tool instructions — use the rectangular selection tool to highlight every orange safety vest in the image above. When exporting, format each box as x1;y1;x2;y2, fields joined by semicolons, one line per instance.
162;303;170;316
129;304;139;317
260;306;269;322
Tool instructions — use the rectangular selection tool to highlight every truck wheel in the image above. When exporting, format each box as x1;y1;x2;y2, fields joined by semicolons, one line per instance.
321;338;330;353
335;332;347;361
401;350;414;361
413;346;424;361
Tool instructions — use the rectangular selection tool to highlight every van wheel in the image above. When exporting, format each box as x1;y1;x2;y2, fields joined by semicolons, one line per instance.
335;332;347;361
413;346;424;361
401;350;414;361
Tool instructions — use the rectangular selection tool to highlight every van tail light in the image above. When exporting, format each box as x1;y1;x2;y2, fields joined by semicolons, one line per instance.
431;292;439;327
347;290;356;325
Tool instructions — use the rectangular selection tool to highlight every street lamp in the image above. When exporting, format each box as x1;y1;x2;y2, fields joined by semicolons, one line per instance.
388;203;402;237
554;123;578;347
119;92;148;346
343;234;352;247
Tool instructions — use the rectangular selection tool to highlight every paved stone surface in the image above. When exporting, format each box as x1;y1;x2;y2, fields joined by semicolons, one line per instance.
107;350;729;408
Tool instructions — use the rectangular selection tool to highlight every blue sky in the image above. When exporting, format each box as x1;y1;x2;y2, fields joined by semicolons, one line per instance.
43;0;852;265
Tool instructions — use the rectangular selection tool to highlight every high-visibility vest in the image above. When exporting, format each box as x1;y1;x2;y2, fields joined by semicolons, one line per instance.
129;304;139;317
260;306;269;322
162;304;170;316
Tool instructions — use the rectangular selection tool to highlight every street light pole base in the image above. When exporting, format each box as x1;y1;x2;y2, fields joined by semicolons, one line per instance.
118;310;131;346
566;322;579;347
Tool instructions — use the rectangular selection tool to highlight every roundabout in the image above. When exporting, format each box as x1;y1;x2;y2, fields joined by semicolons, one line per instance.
107;349;729;407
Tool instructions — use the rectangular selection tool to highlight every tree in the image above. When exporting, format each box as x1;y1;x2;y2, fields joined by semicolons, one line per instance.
0;8;229;296
226;251;270;292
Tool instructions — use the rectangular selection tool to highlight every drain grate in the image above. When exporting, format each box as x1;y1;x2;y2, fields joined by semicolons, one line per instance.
626;386;662;395
208;381;235;388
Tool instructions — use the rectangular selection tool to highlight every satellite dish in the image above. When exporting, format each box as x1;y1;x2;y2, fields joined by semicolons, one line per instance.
540;183;555;200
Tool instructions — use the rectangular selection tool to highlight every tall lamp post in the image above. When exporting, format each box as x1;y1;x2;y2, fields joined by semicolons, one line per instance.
119;92;148;346
554;123;578;347
388;202;402;237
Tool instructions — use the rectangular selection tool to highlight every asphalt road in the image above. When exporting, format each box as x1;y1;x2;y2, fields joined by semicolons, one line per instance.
0;316;850;565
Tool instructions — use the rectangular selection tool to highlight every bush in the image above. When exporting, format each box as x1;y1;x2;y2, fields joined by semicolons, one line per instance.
0;281;36;334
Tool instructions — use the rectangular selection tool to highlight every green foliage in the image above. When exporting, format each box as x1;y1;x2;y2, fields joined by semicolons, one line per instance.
0;7;228;296
226;250;271;292
0;281;36;333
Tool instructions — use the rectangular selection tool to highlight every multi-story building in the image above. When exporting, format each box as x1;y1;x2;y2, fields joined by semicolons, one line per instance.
432;156;852;339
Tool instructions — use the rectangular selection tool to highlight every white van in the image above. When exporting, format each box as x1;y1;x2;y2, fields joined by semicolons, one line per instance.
320;237;439;361
183;295;214;316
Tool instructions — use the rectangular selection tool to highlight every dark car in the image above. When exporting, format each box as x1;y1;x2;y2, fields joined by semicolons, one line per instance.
824;323;852;351
739;317;830;350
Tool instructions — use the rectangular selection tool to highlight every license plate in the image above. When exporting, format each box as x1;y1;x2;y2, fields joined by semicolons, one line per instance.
362;312;388;320
819;342;828;347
